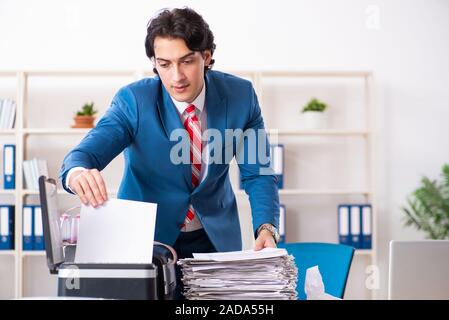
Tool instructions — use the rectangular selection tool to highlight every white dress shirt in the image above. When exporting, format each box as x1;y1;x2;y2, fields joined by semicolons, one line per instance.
170;83;208;184
170;84;207;231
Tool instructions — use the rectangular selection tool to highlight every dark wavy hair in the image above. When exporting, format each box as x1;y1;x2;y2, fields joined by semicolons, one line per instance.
145;7;216;74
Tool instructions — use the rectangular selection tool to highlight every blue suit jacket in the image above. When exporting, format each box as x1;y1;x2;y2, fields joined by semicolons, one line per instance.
60;70;279;252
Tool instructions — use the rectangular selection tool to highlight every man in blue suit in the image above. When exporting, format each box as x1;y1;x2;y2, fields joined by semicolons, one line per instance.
60;7;280;298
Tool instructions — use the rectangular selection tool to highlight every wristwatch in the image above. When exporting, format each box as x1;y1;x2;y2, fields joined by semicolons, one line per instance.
257;223;280;244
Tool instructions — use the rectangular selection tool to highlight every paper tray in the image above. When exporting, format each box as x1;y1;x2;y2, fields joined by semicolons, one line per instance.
57;262;159;299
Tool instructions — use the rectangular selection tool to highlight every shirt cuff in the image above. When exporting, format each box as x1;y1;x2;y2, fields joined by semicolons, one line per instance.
65;167;86;193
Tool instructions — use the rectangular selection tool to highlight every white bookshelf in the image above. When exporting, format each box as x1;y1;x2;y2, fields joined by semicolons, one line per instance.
0;250;15;256
254;70;376;300
23;128;90;135
267;129;369;136
0;70;139;299
21;251;46;257
0;130;16;134
235;189;372;196
0;69;377;299
21;189;119;196
0;190;15;195
354;249;373;256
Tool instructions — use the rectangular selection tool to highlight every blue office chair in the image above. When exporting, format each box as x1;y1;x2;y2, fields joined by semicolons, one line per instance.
278;242;355;300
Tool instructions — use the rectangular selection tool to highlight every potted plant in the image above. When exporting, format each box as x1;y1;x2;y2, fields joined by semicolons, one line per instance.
301;97;328;130
72;102;98;128
402;164;449;239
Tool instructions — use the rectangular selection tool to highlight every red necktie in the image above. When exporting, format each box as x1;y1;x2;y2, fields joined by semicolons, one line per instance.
182;104;202;227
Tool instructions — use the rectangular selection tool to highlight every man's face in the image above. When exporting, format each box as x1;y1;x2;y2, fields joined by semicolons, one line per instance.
153;36;212;103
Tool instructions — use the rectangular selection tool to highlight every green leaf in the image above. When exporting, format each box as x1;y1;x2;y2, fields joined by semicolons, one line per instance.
76;102;98;116
302;97;327;113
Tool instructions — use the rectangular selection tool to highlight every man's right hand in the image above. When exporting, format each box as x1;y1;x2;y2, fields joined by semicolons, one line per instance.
68;168;108;208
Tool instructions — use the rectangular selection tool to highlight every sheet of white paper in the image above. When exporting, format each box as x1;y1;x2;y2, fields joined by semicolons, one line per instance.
192;247;287;261
75;198;157;264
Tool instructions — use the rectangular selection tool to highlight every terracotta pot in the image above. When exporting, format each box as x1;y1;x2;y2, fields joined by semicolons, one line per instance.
72;115;96;128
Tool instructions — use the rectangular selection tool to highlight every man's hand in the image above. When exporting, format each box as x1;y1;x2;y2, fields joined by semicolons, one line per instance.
69;168;108;208
254;229;277;251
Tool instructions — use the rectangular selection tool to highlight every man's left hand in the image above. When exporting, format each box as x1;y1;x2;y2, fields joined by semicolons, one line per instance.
254;229;276;251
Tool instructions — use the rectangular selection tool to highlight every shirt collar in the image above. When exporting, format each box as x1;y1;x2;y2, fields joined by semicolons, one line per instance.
170;83;206;115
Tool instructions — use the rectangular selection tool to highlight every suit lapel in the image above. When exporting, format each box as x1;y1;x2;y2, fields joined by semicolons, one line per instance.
156;82;184;138
193;72;227;195
156;82;192;189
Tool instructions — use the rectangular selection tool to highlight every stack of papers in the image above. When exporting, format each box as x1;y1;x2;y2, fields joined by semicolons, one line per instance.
178;247;298;300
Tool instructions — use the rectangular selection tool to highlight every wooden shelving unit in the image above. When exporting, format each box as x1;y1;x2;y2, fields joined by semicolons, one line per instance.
0;69;376;299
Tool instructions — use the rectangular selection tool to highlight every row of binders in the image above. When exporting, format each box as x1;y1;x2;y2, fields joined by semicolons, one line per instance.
240;144;284;189
0;99;17;129
258;203;369;248
0;205;45;250
338;204;372;249
23;205;45;251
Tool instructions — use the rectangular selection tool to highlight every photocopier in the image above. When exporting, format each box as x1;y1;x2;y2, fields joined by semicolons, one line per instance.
38;176;177;300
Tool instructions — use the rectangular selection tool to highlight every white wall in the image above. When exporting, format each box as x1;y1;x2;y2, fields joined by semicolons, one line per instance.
1;0;449;299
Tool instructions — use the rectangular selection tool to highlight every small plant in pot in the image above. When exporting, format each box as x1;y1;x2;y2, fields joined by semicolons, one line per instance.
301;97;328;130
72;102;98;128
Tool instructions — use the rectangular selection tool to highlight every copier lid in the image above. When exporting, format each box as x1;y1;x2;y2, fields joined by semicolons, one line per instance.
38;176;65;274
